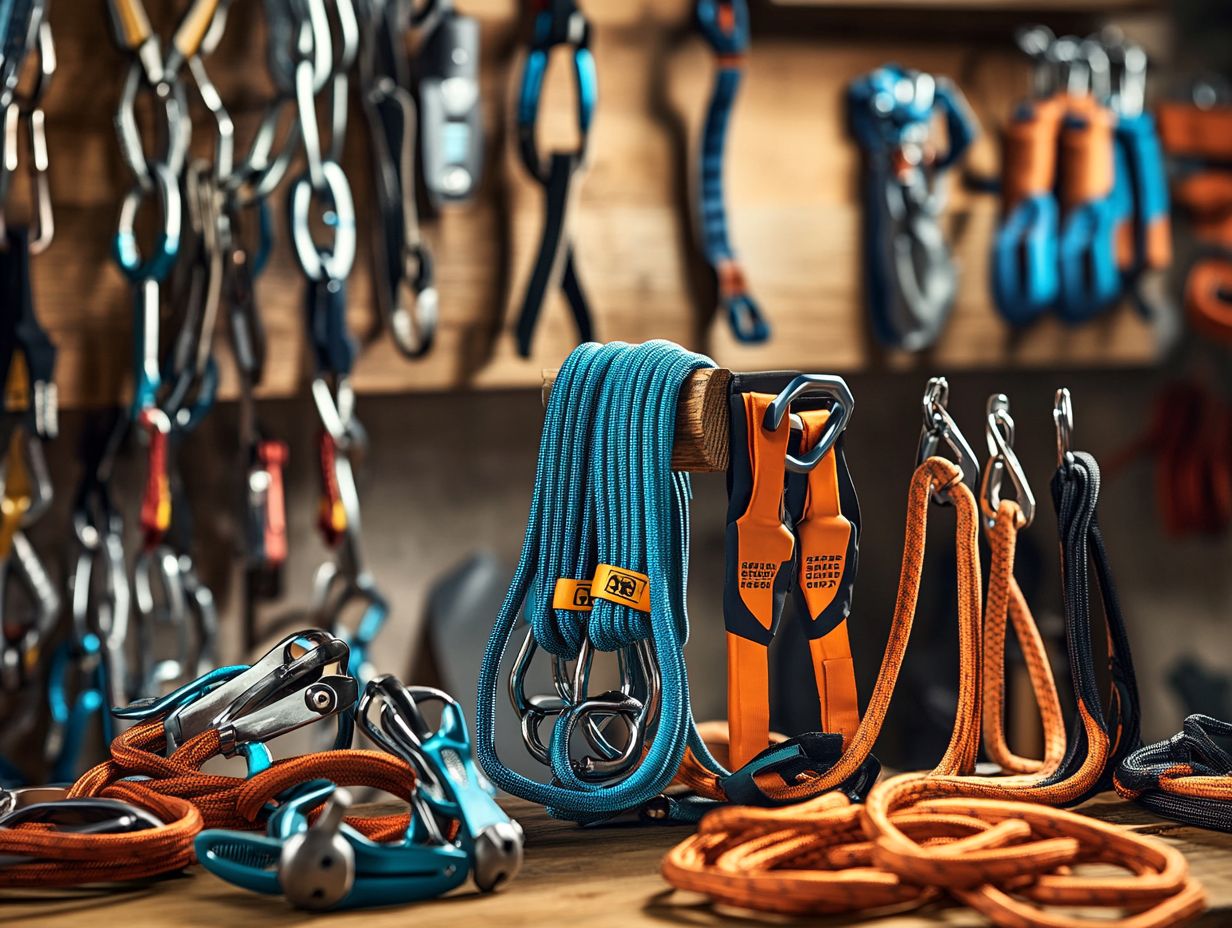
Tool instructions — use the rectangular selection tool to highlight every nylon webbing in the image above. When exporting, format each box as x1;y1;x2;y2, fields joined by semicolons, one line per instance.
1116;714;1232;833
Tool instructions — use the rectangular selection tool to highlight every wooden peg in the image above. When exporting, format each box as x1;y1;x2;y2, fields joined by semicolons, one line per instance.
540;367;733;473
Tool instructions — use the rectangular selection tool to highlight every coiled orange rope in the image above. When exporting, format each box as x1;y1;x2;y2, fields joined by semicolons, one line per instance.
663;458;1207;927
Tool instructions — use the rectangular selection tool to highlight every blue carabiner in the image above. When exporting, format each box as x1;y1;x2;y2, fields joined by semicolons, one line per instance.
196;781;470;910
46;632;114;783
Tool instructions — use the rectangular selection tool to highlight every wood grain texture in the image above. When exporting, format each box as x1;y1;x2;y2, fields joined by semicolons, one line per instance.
19;0;1159;410
2;794;1228;927
542;366;732;471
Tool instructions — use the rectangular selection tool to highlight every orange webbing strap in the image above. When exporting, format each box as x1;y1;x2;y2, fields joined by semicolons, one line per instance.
725;392;795;770
981;500;1066;776
1058;99;1116;210
0;783;200;887
678;456;980;803
794;409;858;744
1002;96;1065;211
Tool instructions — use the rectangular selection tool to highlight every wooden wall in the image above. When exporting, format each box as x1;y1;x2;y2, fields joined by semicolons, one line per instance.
19;0;1163;409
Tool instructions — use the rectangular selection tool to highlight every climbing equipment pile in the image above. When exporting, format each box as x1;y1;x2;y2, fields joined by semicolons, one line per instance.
662;385;1207;927
1116;714;1232;833
993;27;1170;326
1158;81;1232;346
847;65;977;351
512;0;597;358
695;0;767;344
0;630;524;908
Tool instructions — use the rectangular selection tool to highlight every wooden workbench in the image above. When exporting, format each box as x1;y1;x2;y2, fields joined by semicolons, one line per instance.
4;795;1231;927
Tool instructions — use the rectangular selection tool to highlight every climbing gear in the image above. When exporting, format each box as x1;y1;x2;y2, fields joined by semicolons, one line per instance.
358;0;437;359
513;0;597;357
193;674;519;909
71;631;358;817
695;0;767;343
663;388;1168;928
358;675;524;890
477;341;714;821
722;374;859;769
1116;714;1232;833
416;0;483;208
0;784;200;886
847;66;977;351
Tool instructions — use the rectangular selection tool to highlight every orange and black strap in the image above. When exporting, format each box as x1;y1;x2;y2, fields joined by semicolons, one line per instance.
722;391;796;770
1001;95;1065;212
1115;714;1232;833
786;408;859;745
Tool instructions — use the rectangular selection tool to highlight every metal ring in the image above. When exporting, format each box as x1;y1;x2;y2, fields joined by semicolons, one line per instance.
289;160;357;282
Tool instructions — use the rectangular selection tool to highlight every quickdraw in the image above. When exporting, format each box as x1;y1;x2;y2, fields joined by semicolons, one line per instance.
695;0;767;344
1116;714;1232;833
661;389;1189;928
847;66;977;351
513;0;597;358
358;0;437;359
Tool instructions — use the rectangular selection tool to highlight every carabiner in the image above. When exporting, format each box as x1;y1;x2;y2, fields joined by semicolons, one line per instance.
917;376;979;504
1054;387;1075;467
358;675;524;892
762;374;855;473
978;393;1035;529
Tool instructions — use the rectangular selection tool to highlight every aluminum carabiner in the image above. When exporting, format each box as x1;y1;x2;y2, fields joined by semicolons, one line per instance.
358;675;524;892
917;376;979;504
762;374;855;474
1054;387;1075;467
978;393;1036;530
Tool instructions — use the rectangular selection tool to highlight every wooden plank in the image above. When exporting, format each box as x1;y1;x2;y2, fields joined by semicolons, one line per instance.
20;0;1160;410
541;367;732;471
4;794;1230;927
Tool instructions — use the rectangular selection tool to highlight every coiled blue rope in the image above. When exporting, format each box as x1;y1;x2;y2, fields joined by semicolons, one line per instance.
475;341;728;820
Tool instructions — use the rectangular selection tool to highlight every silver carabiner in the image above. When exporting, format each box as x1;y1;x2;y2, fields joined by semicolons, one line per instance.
978;394;1035;530
1054;387;1075;467
917;376;979;504
762;374;855;473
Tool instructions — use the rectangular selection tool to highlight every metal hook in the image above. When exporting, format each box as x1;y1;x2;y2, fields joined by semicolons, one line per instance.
917;376;979;504
761;374;855;474
979;394;1035;529
1054;387;1074;467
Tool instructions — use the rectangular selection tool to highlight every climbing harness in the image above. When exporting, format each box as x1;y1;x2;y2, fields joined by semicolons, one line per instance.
415;0;483;208
513;0;597;357
1116;714;1232;833
847;66;977;351
663;388;1178;928
721;373;859;769
358;0;437;359
477;341;715;821
695;0;767;343
193;674;520;909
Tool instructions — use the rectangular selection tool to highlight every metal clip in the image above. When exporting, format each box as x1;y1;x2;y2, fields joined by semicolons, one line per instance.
1054;387;1074;466
978;394;1035;529
917;376;979;504
358;675;524;892
762;374;855;474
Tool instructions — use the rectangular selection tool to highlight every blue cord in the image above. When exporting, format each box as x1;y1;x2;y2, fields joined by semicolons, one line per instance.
475;341;728;820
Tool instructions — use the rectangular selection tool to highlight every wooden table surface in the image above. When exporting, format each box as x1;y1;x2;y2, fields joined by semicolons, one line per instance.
3;794;1231;927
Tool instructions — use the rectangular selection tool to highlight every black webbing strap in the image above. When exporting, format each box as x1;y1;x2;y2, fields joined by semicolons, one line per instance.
1041;450;1142;804
1116;714;1232;833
